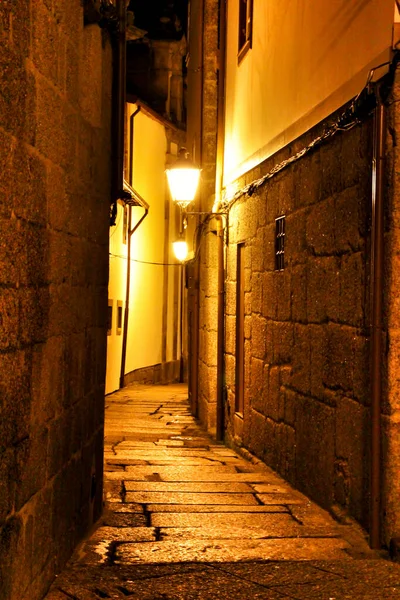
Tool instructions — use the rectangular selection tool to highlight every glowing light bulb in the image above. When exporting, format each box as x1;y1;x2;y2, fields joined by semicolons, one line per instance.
173;240;189;262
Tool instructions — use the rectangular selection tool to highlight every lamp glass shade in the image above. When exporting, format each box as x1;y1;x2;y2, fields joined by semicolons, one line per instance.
173;240;189;262
166;167;200;208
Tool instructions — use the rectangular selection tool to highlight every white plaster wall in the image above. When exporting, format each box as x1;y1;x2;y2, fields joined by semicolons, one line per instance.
223;0;393;187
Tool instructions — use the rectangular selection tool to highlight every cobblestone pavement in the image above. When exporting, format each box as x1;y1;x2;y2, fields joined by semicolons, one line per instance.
44;384;400;599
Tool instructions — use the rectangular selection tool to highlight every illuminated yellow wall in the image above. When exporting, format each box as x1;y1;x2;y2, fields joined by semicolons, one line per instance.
106;104;180;393
223;0;393;187
106;202;128;393
106;103;181;394
126;107;168;373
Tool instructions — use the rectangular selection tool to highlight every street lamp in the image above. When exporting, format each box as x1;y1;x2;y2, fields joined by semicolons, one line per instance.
165;148;201;210
166;147;201;262
172;237;189;262
166;152;227;419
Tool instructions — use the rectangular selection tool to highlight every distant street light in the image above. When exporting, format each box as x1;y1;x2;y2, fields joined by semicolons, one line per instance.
172;238;189;262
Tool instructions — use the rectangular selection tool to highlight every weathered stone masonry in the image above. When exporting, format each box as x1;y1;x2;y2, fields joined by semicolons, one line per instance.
195;0;220;434
224;115;374;532
0;2;112;599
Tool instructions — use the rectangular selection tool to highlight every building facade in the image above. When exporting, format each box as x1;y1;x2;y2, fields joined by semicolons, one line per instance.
186;0;400;548
106;100;186;393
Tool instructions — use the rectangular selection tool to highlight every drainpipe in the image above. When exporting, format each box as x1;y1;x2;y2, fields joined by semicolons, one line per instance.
370;97;386;549
120;201;149;388
119;104;145;389
111;0;128;225
215;0;227;210
215;0;227;440
179;263;185;383
188;0;205;417
216;215;225;441
190;253;200;416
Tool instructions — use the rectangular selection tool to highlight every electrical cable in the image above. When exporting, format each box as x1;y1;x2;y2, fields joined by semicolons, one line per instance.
109;251;181;267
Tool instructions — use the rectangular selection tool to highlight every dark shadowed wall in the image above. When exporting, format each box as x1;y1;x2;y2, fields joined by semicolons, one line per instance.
0;1;112;598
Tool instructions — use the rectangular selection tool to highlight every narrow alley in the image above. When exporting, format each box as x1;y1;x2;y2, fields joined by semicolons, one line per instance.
44;384;400;600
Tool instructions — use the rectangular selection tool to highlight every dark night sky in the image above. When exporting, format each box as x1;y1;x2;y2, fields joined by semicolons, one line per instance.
128;0;188;39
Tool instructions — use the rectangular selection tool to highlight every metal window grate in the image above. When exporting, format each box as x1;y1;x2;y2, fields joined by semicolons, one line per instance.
275;216;285;271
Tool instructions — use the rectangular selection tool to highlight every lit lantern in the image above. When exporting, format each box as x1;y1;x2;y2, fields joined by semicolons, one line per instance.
172;239;189;262
166;148;201;210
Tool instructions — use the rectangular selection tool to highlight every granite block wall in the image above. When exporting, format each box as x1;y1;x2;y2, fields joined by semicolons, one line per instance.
382;66;400;546
0;2;112;598
194;0;220;433
224;117;374;530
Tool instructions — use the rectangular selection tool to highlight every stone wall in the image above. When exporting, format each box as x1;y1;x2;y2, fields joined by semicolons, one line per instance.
382;66;400;546
195;0;220;434
224;116;373;529
0;2;112;598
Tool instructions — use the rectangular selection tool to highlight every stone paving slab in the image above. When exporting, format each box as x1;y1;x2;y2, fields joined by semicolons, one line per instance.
45;565;295;600
256;493;307;505
111;452;228;461
150;512;312;529
114;537;351;564
289;503;342;526
146;504;289;513
44;383;400;600
159;525;339;540
122;465;257;478
111;503;145;513
112;441;159;448
211;560;400;595
145;458;227;465
102;513;147;527
125;491;260;505
75;527;157;565
89;527;156;544
123;481;254;493
104;464;125;472
114;449;235;457
44;561;400;600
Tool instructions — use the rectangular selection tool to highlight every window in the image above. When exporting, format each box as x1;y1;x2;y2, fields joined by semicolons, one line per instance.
107;300;113;335
117;301;123;335
238;0;253;63
275;216;286;271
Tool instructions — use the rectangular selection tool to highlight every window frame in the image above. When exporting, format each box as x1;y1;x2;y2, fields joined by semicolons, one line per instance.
107;300;113;336
275;216;286;271
238;0;253;63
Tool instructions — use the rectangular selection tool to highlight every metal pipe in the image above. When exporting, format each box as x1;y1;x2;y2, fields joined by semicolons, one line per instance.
120;204;149;388
216;215;225;441
118;103;144;389
129;106;141;186
187;0;204;418
370;98;386;549
189;255;200;417
179;263;185;383
215;0;227;209
110;0;127;225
